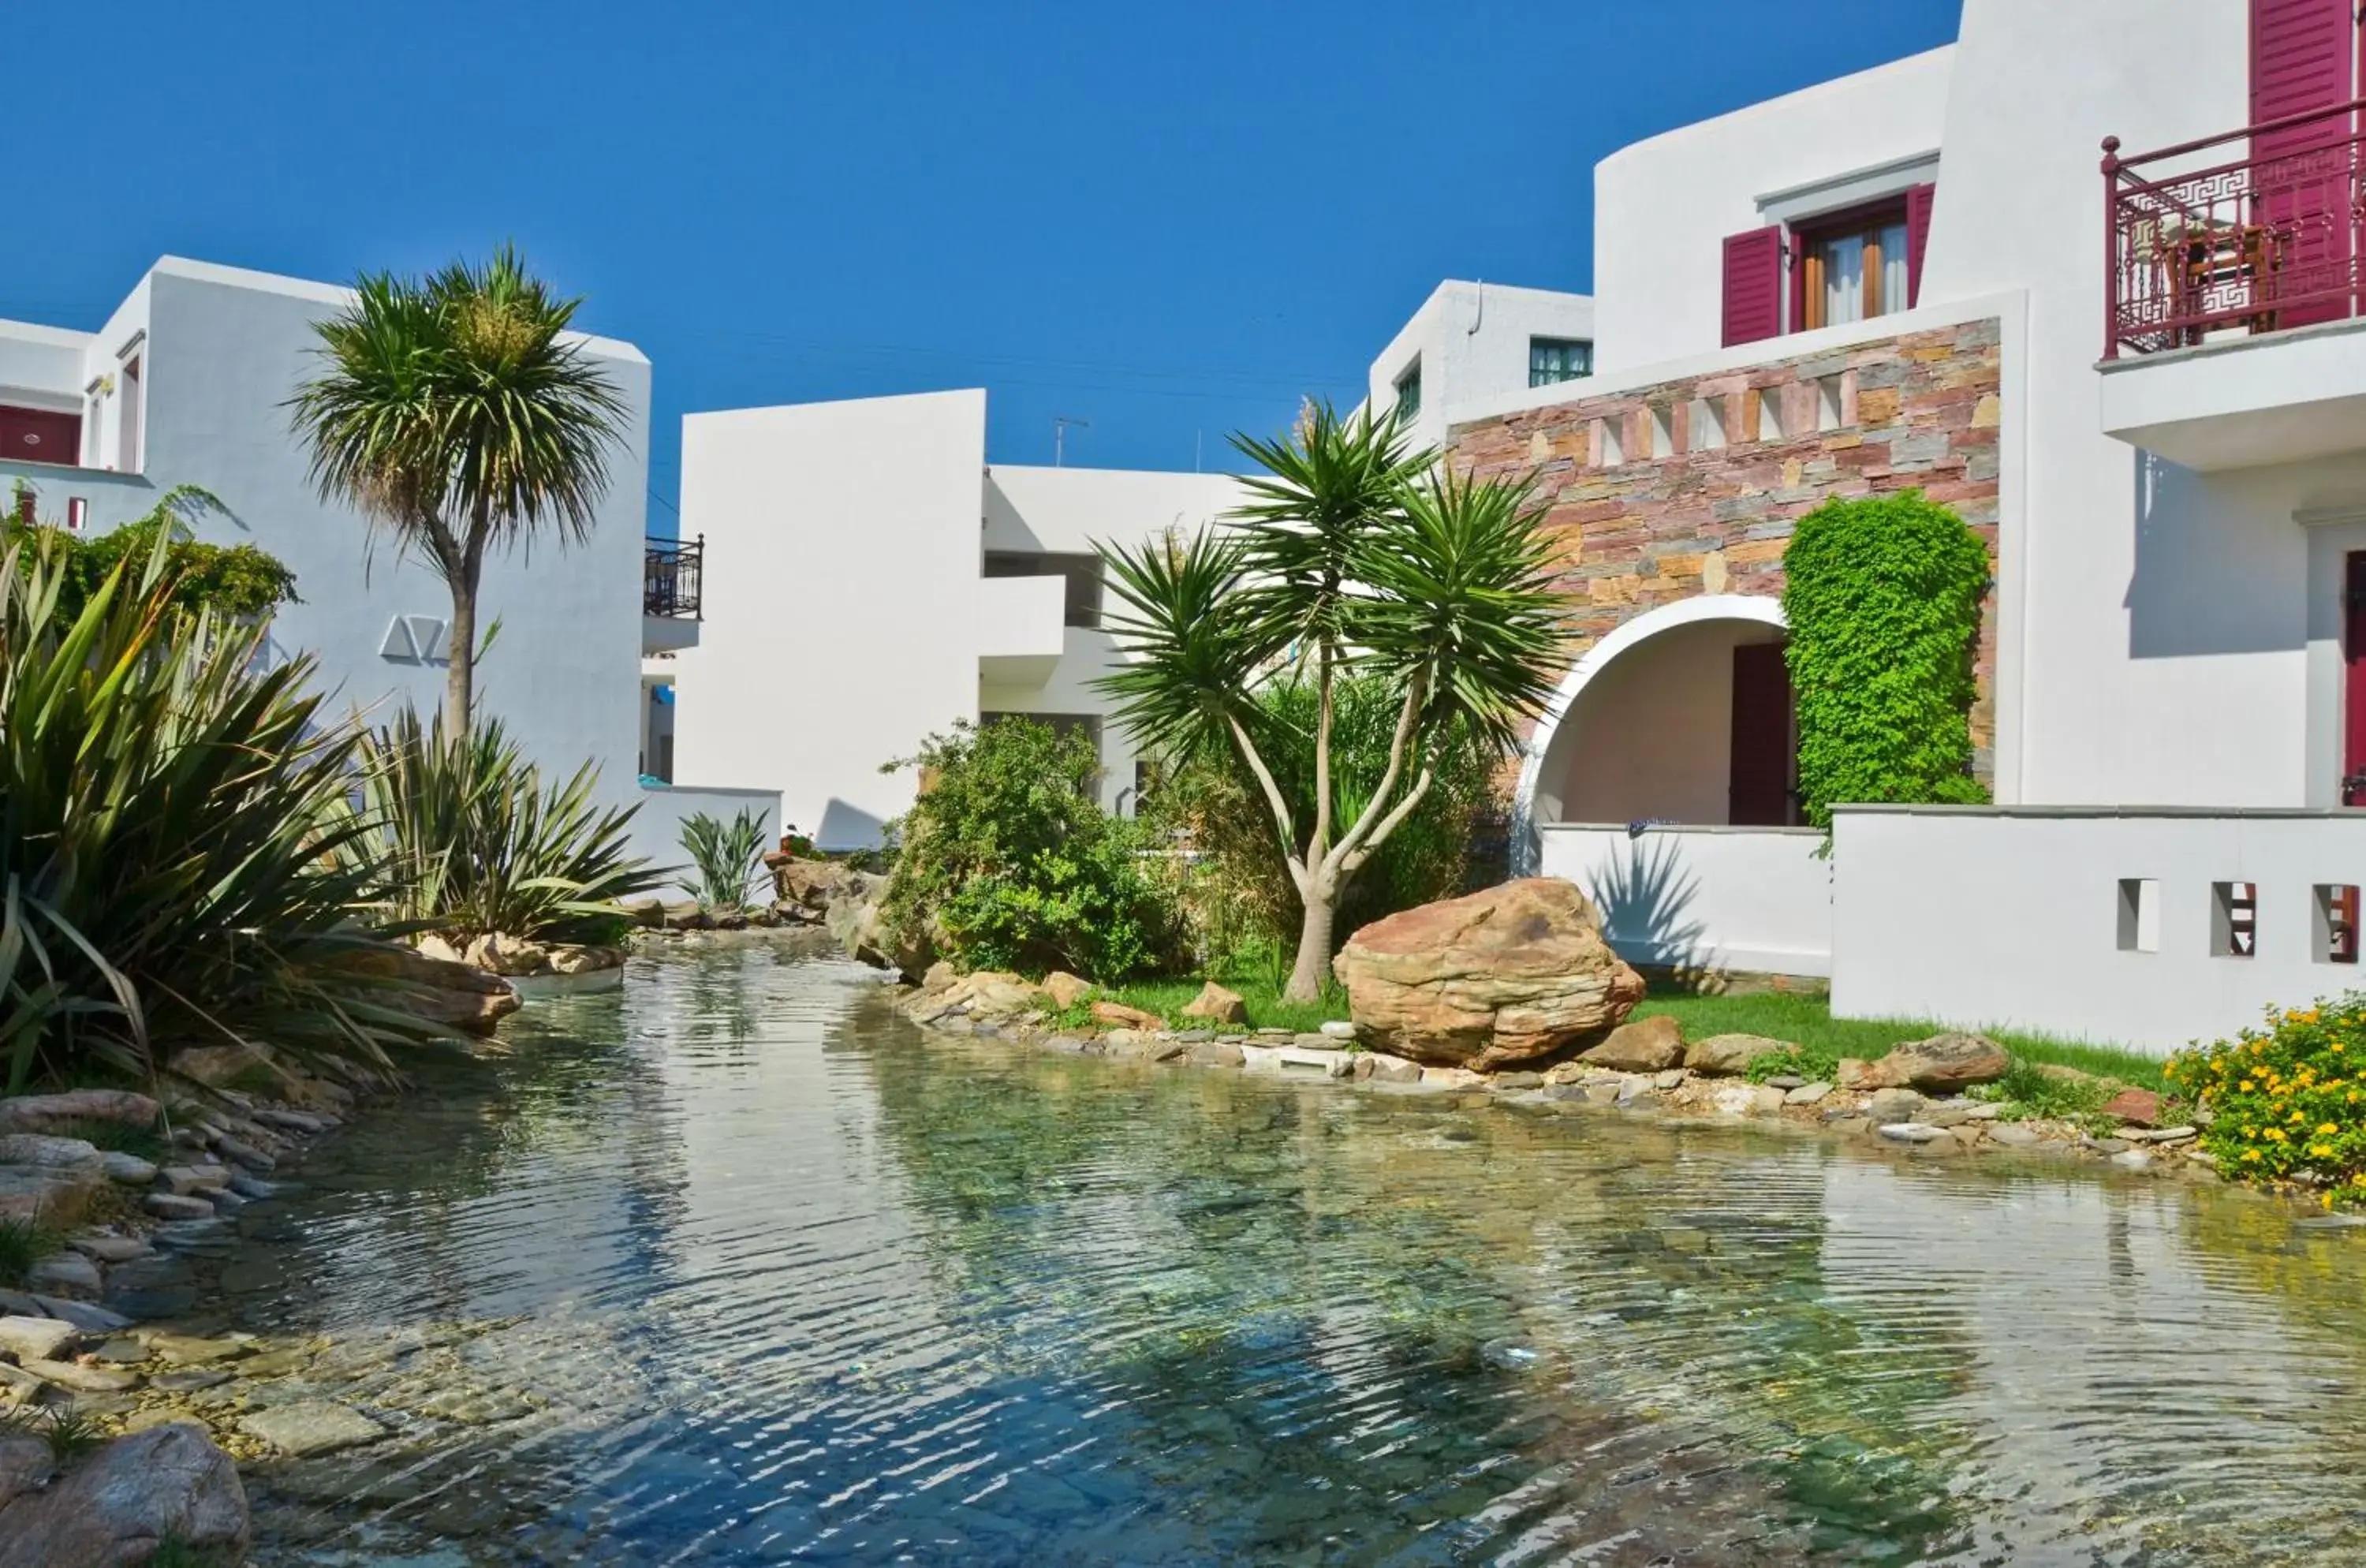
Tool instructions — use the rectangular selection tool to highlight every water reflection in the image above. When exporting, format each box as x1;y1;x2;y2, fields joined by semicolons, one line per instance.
203;945;2366;1565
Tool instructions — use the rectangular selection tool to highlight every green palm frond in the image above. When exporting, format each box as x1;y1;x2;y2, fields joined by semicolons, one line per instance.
681;808;770;913
1092;528;1270;763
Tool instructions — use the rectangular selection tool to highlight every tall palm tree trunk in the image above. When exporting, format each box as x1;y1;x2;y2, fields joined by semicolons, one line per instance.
443;558;480;733
1284;875;1336;1003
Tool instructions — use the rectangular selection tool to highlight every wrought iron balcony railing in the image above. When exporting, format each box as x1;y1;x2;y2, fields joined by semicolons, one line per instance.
645;534;704;619
2104;98;2366;358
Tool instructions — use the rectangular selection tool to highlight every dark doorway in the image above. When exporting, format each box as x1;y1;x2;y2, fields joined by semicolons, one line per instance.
1728;640;1797;825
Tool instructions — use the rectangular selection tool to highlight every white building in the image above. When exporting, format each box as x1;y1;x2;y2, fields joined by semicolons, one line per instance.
1365;280;1597;450
668;388;1244;848
1439;0;2366;1053
0;256;774;878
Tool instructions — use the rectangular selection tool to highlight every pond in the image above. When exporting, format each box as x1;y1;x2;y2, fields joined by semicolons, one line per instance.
198;943;2366;1564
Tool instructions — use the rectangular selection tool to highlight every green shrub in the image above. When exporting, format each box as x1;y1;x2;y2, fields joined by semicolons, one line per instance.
1144;670;1502;965
1781;491;1991;828
882;719;1180;981
2170;995;2366;1204
681;807;770;913
336;708;665;946
1;532;428;1092
4;481;297;620
0;1213;62;1288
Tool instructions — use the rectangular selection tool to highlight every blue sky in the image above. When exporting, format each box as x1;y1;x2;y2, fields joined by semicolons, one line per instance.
7;0;1959;517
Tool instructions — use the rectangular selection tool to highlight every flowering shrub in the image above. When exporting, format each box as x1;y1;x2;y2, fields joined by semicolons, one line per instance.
2170;995;2366;1205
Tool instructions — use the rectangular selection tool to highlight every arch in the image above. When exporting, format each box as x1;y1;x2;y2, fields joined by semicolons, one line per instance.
1510;594;1789;872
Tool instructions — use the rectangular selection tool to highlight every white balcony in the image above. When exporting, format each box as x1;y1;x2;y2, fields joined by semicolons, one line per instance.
2099;315;2366;471
975;572;1068;685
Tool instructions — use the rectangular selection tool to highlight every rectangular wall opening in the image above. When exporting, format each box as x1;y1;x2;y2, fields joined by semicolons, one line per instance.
1814;375;1845;432
1687;396;1726;452
2317;883;2360;964
1756;387;1786;442
2116;878;2159;954
1648;404;1676;459
2211;880;2258;958
1594;416;1624;467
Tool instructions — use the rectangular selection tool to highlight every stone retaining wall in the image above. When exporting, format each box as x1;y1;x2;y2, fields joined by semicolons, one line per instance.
1448;318;2003;780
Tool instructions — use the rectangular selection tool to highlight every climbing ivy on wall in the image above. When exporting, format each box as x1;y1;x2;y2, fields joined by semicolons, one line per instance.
1780;490;1991;829
4;482;297;619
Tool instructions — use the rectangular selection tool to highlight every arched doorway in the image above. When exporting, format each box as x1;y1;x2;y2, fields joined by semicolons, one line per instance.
1513;596;1797;868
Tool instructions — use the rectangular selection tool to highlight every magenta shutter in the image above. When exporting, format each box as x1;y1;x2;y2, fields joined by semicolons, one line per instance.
1904;183;1936;307
2252;0;2355;327
1721;227;1786;345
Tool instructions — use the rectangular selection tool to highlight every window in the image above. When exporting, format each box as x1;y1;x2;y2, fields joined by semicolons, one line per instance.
983;551;1102;628
2211;881;2258;958
2318;884;2360;964
1529;338;1592;387
1687;396;1727;452
1796;201;1913;331
1394;362;1422;420
2116;879;2160;954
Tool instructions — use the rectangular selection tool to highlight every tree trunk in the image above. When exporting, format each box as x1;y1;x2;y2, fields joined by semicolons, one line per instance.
1283;881;1336;1005
443;570;477;734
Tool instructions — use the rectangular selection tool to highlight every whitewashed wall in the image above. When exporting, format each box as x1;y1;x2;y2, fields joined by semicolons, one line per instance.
629;785;783;901
1366;281;1595;449
1539;824;1832;977
1832;807;2366;1055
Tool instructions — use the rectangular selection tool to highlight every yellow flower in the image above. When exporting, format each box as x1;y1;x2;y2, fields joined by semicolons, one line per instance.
2246;1148;2264;1162
2241;1081;2256;1092
2312;1144;2334;1159
2319;1123;2340;1137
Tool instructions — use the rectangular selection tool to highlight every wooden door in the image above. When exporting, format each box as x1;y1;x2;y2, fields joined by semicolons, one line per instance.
0;406;82;469
1729;640;1795;826
2252;0;2357;328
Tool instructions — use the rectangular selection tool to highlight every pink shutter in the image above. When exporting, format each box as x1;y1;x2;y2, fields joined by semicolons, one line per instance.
1721;226;1786;346
2252;0;2355;327
1904;182;1936;307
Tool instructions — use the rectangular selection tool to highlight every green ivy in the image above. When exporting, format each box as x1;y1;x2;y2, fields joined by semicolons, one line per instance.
1780;491;1990;829
4;482;297;620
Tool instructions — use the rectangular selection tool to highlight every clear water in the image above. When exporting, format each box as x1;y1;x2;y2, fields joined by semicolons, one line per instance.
188;943;2366;1564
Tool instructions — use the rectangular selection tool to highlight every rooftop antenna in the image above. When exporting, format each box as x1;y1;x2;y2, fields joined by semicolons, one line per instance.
1054;416;1090;466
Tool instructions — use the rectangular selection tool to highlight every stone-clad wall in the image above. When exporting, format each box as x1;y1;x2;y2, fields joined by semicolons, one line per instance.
1448;318;2002;780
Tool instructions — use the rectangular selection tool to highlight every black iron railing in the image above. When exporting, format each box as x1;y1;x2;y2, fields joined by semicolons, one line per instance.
645;535;703;618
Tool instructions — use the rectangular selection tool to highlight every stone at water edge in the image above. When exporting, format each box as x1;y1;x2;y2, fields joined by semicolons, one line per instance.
0;1314;82;1362
1837;1056;1905;1091
1330;878;1644;1070
1875;1032;2011;1093
98;1152;156;1186
1878;1123;1949;1144
1043;972;1092;1010
0;1133;103;1177
143;1193;214;1221
1092;999;1162;1031
2103;1088;2163;1128
24;1252;100;1297
1353;1053;1424;1085
1682;1034;1797;1077
1319;1021;1357;1040
0;1089;161;1135
1181;982;1249;1026
0;1421;248;1568
1786;1081;1834;1106
1577;1014;1685;1073
1864;1088;1927;1124
239;1401;388;1458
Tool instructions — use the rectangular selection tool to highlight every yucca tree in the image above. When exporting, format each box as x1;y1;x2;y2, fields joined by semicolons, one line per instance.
288;245;627;730
1097;404;1570;1002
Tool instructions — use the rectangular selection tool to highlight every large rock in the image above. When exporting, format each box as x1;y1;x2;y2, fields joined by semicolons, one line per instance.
0;1314;83;1362
1181;982;1248;1026
1043;972;1092;1010
1577;1014;1685;1073
1092;1000;1162;1031
0;1134;103;1179
335;943;520;1034
1330;879;1645;1070
1683;1033;1798;1077
464;931;552;977
0;1422;248;1568
166;1041;275;1091
0;1092;160;1136
1875;1032;2010;1093
238;1400;386;1458
823;873;933;982
771;856;847;911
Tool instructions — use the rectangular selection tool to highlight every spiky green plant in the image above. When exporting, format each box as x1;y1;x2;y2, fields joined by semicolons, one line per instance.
337;707;664;945
0;532;435;1093
287;245;628;730
681;808;770;913
1096;403;1571;1001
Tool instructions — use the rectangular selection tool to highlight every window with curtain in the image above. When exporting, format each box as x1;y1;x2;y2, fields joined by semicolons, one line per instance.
1797;204;1912;330
1528;338;1592;386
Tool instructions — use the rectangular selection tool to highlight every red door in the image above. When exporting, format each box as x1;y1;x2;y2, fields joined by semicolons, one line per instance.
2345;552;2366;805
1730;640;1796;826
2252;0;2357;328
0;406;82;469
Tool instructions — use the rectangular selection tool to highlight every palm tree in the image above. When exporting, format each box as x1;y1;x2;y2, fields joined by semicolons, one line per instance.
289;245;627;730
1097;404;1571;1002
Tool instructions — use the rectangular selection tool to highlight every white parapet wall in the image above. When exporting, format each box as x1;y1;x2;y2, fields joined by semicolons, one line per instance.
1538;823;1833;978
1831;806;2366;1056
630;785;782;902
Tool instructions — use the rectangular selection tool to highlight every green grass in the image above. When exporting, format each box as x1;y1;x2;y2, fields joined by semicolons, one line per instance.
1629;991;2167;1092
0;1214;65;1290
1043;973;1347;1036
54;1117;166;1163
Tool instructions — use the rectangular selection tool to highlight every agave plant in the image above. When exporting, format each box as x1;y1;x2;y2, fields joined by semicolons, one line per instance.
0;532;429;1093
680;808;771;913
338;709;665;945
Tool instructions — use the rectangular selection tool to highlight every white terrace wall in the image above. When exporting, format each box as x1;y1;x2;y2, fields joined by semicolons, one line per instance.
1367;282;1597;450
1540;824;1833;979
1832;807;2366;1056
